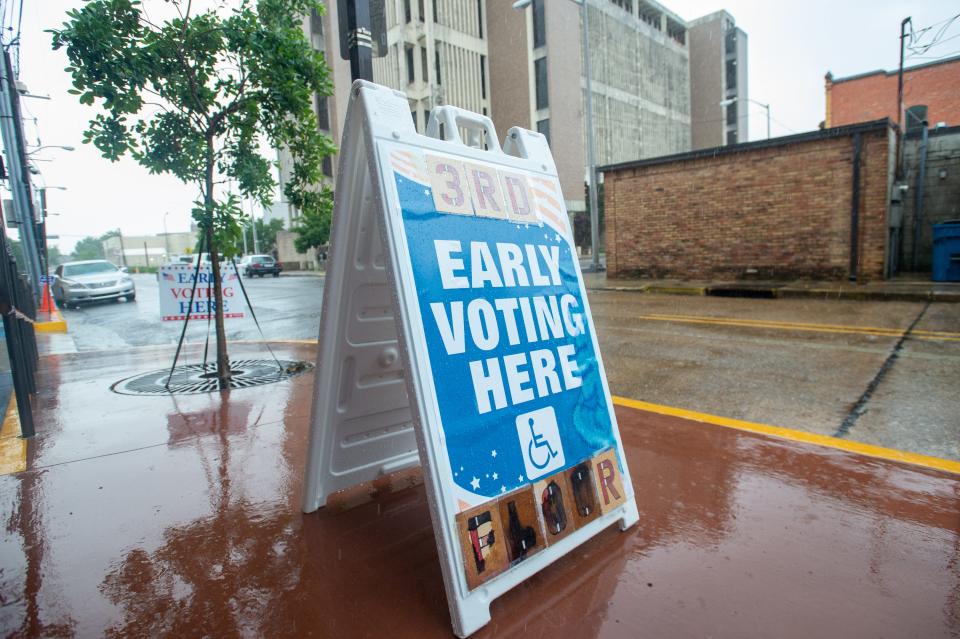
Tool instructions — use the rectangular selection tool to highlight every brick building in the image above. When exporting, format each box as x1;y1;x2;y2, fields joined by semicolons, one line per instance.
600;120;896;281
825;55;960;129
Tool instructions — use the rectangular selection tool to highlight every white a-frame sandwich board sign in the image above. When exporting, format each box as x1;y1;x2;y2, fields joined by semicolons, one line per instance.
302;81;639;637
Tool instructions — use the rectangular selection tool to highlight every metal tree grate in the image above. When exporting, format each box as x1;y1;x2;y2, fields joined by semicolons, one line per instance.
112;359;314;395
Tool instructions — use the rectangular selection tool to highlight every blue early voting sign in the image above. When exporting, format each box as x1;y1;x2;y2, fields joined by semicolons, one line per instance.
302;81;637;638
389;148;619;504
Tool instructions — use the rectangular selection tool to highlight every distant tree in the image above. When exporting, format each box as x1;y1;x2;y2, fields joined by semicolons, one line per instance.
71;235;106;261
292;186;333;257
47;246;64;267
52;0;336;387
254;218;285;255
232;217;284;256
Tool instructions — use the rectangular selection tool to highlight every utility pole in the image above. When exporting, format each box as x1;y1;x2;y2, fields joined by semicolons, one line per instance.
116;228;127;267
0;50;43;300
895;17;911;180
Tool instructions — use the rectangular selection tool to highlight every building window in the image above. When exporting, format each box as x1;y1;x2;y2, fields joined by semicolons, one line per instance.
433;0;439;23
424;109;431;131
418;0;425;22
532;0;546;48
480;55;487;99
404;0;412;23
726;59;737;91
638;2;662;30
411;110;418;132
726;130;737;145
421;46;428;82
406;45;416;84
666;18;685;45
537;118;550;144
322;155;333;177
435;47;442;85
726;102;736;126
534;57;548;110
316;95;330;131
477;0;484;38
609;0;632;12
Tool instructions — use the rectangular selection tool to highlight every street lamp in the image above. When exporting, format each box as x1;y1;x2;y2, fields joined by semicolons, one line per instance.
27;144;75;155
719;97;770;141
513;0;602;272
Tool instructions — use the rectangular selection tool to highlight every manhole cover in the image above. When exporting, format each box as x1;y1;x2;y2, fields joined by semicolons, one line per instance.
112;359;314;395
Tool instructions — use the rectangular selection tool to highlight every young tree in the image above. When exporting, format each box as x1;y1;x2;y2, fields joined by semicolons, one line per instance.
51;0;336;387
292;185;333;258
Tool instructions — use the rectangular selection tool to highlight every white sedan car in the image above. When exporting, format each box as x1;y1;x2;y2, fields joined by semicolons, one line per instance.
52;260;136;308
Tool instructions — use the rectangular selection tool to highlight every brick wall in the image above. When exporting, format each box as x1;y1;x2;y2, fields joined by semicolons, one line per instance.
603;122;894;281
826;57;960;128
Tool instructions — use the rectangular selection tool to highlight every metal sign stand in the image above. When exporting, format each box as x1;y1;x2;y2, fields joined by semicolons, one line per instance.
303;81;638;638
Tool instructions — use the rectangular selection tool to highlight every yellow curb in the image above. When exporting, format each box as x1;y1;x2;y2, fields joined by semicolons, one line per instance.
612;395;960;476
0;392;26;475
35;309;68;333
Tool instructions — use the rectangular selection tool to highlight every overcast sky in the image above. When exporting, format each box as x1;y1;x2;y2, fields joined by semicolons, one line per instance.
14;0;960;253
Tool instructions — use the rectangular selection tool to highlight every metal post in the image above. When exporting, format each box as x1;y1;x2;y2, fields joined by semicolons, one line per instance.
38;188;49;277
911;121;929;271
581;0;601;272
0;50;43;300
345;0;374;81
849;133;862;282
251;208;260;254
764;103;770;140
895;17;911;180
163;212;170;260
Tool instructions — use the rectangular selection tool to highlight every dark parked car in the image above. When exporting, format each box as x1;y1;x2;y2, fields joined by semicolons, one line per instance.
240;255;282;277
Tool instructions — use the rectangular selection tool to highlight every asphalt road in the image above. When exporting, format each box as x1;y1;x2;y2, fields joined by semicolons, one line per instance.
47;273;960;461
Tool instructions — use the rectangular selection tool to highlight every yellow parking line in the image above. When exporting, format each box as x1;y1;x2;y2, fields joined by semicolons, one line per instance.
612;395;960;476
636;313;960;342
0;392;27;475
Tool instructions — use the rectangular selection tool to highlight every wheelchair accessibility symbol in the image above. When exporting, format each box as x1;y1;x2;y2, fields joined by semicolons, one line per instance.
515;407;565;481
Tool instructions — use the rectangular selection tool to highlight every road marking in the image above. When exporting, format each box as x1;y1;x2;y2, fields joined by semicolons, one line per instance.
634;313;960;342
612;395;960;476
0;393;26;476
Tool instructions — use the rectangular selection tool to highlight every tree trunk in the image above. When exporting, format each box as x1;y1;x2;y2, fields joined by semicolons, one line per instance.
205;138;231;388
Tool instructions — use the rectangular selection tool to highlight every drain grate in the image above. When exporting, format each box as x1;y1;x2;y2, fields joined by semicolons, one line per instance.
112;358;315;395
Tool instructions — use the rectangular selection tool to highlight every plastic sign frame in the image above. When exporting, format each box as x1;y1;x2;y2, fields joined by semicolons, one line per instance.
302;81;638;638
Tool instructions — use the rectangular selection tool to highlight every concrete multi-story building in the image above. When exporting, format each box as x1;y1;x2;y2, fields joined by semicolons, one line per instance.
270;0;747;264
270;0;492;267
688;10;748;149
488;0;693;212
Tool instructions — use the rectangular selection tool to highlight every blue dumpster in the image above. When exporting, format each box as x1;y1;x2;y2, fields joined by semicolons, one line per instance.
932;221;960;282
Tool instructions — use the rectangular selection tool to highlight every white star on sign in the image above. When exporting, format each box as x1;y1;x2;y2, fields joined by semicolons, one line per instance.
470;476;480;490
492;472;498;480
500;485;506;493
518;475;524;482
491;450;497;458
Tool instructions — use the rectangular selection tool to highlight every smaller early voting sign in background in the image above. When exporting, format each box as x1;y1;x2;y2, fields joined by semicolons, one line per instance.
158;263;244;321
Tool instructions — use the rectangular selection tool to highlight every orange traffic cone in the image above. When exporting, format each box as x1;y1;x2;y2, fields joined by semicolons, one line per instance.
39;282;56;314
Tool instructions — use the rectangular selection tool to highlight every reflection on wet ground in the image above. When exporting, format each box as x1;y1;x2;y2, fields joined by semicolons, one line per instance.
1;343;957;638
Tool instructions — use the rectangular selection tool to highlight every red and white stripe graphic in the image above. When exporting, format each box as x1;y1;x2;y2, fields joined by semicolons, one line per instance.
528;176;571;236
390;149;430;186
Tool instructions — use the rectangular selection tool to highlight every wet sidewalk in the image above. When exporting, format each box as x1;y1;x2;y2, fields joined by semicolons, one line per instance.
584;271;960;302
1;342;958;637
